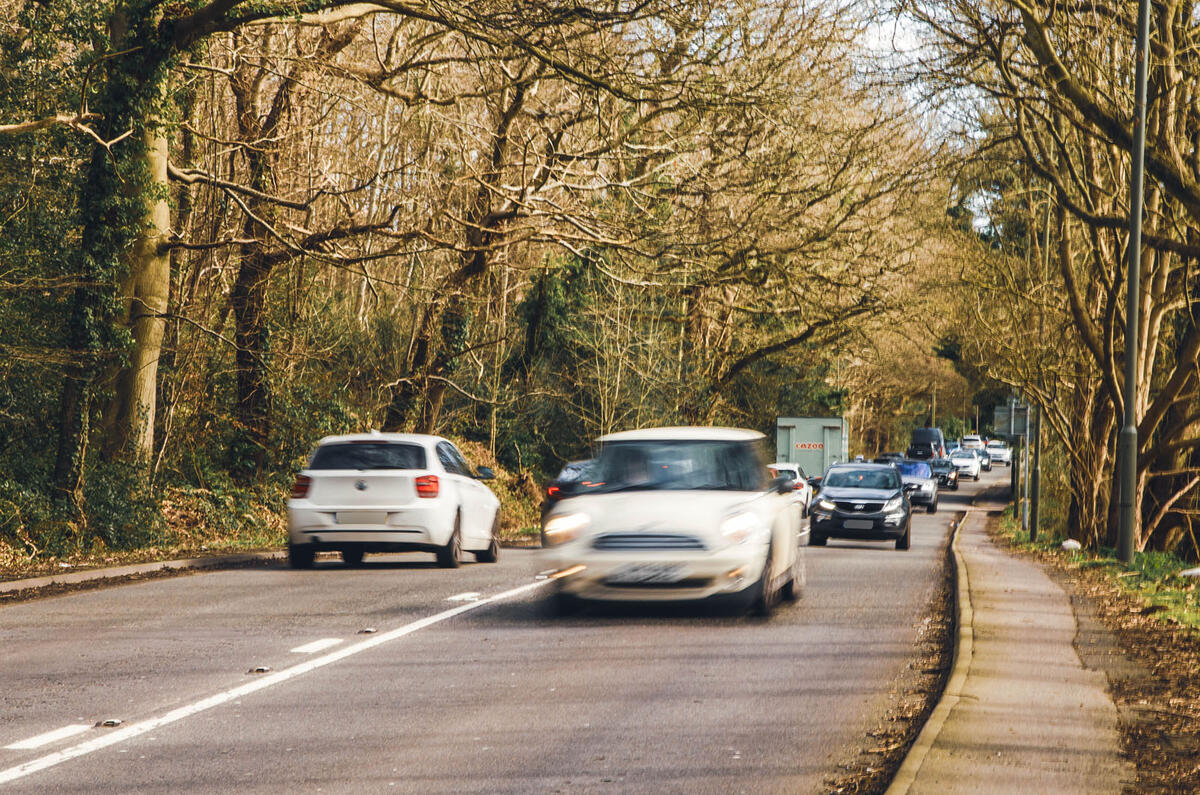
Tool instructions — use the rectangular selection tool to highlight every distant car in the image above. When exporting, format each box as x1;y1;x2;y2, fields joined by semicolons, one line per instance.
929;458;960;491
895;460;938;513
961;434;984;451
809;463;913;550
874;452;905;464
287;432;501;568
906;427;946;460
945;441;961;456
770;462;813;515
974;447;992;471
542;459;594;519
540;427;807;615
985;439;1012;466
950;450;981;480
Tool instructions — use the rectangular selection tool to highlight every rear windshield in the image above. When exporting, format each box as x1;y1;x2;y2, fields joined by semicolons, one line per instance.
896;461;932;478
310;442;426;470
911;429;943;444
823;468;900;490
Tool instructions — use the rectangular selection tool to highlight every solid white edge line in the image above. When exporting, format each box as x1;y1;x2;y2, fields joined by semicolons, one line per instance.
4;725;92;751
0;579;548;785
289;638;344;654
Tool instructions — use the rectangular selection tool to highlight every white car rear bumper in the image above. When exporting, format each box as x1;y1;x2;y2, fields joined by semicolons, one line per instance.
287;503;451;547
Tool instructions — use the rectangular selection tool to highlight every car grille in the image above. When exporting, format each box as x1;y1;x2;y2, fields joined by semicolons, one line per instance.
603;577;714;589
592;533;707;551
834;501;884;513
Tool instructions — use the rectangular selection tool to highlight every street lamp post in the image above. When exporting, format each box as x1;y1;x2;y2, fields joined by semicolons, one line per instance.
1117;0;1152;564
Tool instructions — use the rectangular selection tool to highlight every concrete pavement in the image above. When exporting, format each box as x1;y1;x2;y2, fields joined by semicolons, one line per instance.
889;490;1133;794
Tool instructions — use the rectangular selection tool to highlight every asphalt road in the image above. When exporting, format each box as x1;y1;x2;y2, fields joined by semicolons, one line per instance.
0;471;1001;793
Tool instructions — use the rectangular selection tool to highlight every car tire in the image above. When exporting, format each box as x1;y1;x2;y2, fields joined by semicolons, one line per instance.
928;500;937;514
810;533;827;546
896;523;911;550
751;544;779;617
288;543;315;569
547;589;582;617
341;547;364;567
436;519;462;569
974;473;980;481
475;517;500;563
781;545;803;602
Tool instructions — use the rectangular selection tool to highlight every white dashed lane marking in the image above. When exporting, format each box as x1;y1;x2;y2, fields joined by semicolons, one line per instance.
446;592;481;602
289;638;343;654
5;725;91;751
0;579;548;785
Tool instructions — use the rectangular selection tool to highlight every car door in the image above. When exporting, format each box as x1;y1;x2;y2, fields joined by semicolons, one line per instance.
435;442;479;544
445;442;496;546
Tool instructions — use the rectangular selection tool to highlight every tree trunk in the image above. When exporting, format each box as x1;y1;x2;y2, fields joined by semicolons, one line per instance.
101;112;171;463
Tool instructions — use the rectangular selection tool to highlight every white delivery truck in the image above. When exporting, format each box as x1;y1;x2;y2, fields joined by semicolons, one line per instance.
775;417;847;479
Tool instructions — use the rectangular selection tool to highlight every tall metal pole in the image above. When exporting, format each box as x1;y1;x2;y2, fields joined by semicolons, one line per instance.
1030;404;1042;542
1118;0;1152;564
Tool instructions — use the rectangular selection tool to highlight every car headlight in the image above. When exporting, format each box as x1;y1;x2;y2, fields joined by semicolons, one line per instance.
883;496;904;512
814;497;836;513
719;512;763;545
543;512;589;546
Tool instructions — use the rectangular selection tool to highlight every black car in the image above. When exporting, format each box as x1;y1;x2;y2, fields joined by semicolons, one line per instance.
929;458;960;491
809;463;912;550
540;459;594;519
906;427;946;460
874;452;905;464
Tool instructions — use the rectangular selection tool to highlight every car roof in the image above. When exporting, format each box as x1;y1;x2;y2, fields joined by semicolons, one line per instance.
598;426;764;442
829;462;896;471
313;431;444;447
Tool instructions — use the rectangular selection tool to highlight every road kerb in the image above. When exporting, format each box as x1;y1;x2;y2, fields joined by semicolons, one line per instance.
0;551;286;594
885;508;975;794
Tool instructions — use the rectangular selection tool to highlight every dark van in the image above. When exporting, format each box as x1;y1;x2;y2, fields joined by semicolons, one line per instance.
906;427;946;460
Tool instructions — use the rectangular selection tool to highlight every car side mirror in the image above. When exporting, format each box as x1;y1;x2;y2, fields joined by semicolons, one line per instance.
771;475;793;494
475;466;496;480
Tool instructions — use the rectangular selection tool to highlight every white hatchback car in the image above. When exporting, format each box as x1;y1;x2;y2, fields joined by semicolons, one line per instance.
950;450;982;481
540;427;807;615
986;439;1012;466
287;432;501;568
769;462;813;515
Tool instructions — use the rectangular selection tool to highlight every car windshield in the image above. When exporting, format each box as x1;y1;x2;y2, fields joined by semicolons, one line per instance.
896;461;932;478
930;459;953;469
987;441;1005;448
310;442;426;470
823;468;900;490
556;461;593;482
588;439;765;493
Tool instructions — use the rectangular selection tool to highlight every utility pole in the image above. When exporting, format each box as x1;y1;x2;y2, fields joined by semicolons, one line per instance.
930;383;937;427
1117;0;1152;564
1030;404;1042;542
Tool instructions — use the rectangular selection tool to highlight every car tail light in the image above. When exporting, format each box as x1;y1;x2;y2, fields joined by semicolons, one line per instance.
793;482;804;490
290;475;312;499
416;475;439;498
547;485;560;497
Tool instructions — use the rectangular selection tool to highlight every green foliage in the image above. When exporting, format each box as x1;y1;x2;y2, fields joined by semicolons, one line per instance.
82;460;164;549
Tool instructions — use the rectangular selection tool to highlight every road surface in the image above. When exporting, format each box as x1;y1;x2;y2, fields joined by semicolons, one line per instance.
0;472;999;792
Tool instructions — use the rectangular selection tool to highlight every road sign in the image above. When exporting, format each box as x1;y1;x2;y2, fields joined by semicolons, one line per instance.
993;404;1029;436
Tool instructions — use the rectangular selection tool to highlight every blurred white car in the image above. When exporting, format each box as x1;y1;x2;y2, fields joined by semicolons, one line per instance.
986;439;1012;466
287;432;500;568
540;427;806;615
950;450;982;481
769;462;813;515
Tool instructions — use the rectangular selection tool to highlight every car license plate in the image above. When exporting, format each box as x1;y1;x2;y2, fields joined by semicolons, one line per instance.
607;563;686;585
843;519;874;530
336;511;387;525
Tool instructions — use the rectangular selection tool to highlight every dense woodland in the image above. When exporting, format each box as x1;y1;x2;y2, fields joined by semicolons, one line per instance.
0;0;1195;563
